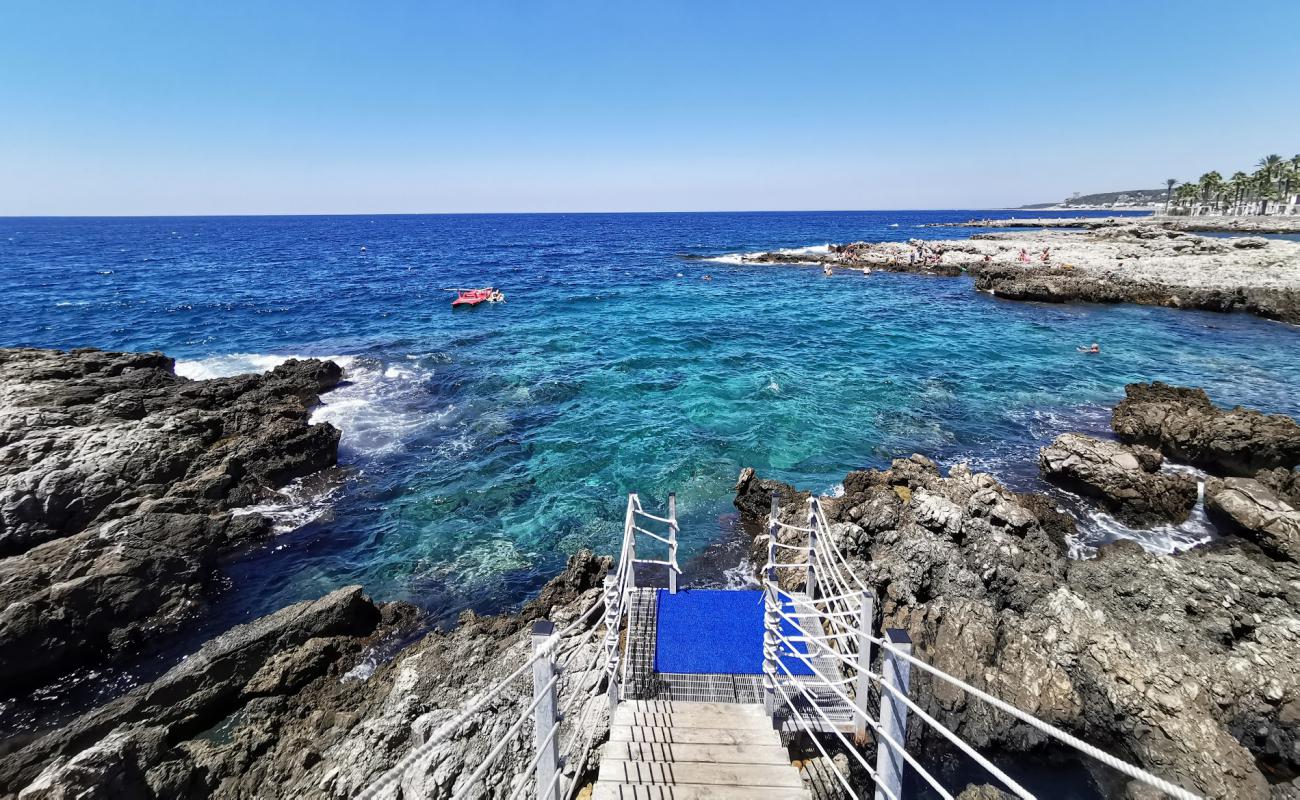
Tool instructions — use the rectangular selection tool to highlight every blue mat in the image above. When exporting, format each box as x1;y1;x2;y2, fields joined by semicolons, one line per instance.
654;589;814;675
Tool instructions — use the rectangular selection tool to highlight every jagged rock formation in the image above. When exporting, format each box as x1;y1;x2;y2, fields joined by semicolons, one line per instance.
0;348;343;686
736;456;1300;799
1112;382;1300;476
1205;477;1300;563
1038;433;1197;526
1;551;610;800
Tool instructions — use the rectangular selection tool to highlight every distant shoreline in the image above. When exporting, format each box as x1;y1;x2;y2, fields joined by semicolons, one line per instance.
709;218;1300;324
929;214;1300;235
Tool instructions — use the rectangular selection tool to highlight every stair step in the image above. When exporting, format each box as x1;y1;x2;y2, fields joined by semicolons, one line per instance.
593;785;808;800
618;701;768;717
601;741;791;765
609;726;781;746
596;761;805;789
618;711;776;730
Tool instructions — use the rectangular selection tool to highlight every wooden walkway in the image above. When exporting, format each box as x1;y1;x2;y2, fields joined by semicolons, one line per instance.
592;700;809;799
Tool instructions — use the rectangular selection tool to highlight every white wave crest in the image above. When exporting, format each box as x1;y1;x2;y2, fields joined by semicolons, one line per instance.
174;352;355;380
703;242;830;265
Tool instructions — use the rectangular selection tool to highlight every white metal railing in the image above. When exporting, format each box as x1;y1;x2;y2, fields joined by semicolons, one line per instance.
356;492;679;800
761;492;1203;800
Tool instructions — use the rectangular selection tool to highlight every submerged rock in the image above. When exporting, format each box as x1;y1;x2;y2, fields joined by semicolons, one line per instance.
1112;382;1300;476
1038;432;1198;526
0;348;343;687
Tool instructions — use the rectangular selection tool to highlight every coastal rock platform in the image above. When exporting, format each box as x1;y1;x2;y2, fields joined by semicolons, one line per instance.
721;223;1300;324
0;348;344;687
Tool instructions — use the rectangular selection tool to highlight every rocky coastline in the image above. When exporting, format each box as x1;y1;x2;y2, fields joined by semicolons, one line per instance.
735;382;1300;799
2;351;1299;798
0;348;345;688
929;215;1300;235
0;552;608;799
725;223;1300;324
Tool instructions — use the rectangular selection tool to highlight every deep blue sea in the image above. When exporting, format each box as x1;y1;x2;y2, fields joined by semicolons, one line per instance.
4;210;1300;725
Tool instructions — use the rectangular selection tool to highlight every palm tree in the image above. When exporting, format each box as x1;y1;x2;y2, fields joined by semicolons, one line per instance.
1219;178;1236;214
1282;155;1300;214
1173;183;1200;215
1258;154;1283;179
1230;171;1250;215
1198;171;1223;203
1164;178;1177;213
1254;171;1279;215
1257;155;1284;213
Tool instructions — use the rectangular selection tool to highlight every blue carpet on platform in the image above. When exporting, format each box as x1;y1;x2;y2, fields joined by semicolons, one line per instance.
654;589;814;675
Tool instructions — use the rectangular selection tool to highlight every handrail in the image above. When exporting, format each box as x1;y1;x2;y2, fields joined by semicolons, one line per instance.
357;491;683;800
761;492;1203;800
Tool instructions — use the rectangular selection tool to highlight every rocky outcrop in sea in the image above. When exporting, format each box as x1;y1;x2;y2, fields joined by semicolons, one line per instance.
721;224;1300;324
0;348;344;687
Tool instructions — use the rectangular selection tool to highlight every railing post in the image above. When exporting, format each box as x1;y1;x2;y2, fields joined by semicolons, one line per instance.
805;498;819;600
626;493;637;591
767;493;779;586
602;573;621;717
763;493;780;718
855;590;875;742
667;492;678;595
874;628;913;800
532;621;561;800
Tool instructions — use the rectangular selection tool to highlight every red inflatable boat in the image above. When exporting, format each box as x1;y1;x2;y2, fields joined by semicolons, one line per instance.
450;288;495;308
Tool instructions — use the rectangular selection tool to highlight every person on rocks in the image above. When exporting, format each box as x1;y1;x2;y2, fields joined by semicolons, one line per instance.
1041;247;1052;263
1019;248;1030;263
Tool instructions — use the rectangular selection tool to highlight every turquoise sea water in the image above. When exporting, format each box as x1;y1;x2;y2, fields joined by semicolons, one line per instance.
3;211;1300;724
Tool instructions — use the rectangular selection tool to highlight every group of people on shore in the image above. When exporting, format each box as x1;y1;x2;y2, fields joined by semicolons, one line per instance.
1018;247;1053;264
907;240;946;267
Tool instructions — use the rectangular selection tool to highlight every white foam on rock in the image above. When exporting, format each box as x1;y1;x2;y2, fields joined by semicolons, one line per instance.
174;353;355;380
703;243;830;265
309;357;450;459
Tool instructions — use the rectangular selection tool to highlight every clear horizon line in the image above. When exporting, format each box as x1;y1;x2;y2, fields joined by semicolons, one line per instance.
0;206;1139;220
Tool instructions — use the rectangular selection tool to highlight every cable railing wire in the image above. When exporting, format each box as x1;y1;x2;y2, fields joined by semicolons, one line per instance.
761;495;1203;800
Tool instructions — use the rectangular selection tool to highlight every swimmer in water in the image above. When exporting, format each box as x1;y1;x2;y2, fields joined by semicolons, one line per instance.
1077;342;1100;354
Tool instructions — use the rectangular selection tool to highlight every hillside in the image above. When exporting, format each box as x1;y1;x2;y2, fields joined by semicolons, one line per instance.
1022;188;1165;209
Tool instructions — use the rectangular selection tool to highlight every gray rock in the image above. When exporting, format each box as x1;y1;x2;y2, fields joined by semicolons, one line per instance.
1112;382;1300;476
1038;433;1197;526
1205;477;1300;562
2;553;609;800
0;348;343;686
735;457;1299;798
0;585;384;795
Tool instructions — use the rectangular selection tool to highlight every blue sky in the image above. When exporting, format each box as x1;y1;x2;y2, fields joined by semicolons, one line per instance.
1;1;1297;215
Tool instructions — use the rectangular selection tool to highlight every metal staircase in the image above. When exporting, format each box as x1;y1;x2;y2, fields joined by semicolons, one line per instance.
360;490;1203;800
